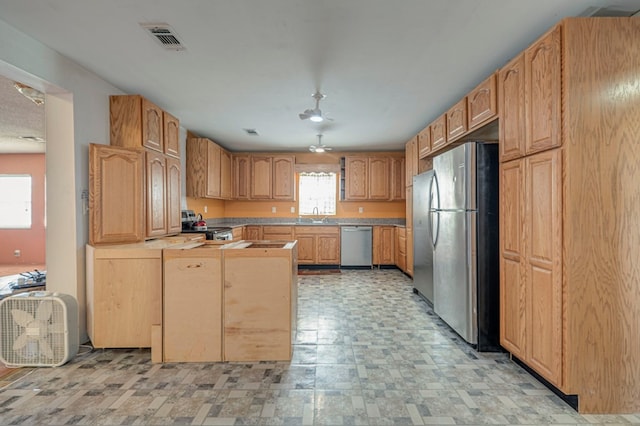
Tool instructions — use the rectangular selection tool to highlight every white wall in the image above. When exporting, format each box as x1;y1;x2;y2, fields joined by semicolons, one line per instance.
0;18;125;342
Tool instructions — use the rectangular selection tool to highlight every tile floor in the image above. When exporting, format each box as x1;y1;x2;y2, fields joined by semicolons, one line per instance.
1;269;639;425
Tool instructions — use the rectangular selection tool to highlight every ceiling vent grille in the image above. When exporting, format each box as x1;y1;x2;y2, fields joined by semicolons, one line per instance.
140;23;186;51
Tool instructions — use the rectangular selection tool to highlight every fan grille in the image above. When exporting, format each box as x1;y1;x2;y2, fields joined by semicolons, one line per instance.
0;292;78;367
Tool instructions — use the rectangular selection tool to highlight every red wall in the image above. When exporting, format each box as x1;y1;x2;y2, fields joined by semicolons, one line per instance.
0;154;46;265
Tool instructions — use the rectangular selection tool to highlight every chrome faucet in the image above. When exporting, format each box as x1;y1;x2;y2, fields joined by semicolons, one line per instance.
312;206;319;216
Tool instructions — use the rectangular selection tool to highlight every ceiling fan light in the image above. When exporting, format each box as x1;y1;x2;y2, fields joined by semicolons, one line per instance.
314;146;325;153
309;115;323;122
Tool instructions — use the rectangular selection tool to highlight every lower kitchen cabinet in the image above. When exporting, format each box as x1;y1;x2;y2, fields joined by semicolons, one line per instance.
395;226;407;272
293;226;340;264
245;225;262;240
163;246;222;362
262;225;293;240
373;226;395;265
231;226;244;241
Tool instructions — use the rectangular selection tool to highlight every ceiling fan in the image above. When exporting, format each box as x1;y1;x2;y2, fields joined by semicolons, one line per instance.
299;91;330;122
309;134;332;153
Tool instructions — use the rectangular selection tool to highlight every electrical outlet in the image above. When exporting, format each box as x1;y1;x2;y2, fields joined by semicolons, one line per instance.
204;206;208;213
272;206;277;213
290;206;295;213
358;207;364;213
14;249;21;257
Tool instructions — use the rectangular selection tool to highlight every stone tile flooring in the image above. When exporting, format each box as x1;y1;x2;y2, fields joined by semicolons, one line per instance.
1;269;639;425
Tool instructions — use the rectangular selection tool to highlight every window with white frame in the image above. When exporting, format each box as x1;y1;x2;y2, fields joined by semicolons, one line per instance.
298;172;337;215
0;175;32;229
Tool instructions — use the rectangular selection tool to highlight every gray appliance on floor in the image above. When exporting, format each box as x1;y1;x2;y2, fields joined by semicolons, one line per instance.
413;170;435;305
340;226;372;267
430;142;500;351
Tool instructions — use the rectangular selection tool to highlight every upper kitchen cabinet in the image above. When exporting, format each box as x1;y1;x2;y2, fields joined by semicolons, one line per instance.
250;155;273;199
110;95;180;158
390;157;405;201
404;136;418;187
467;73;498;131
417;126;431;159
186;137;232;200
232;154;294;201
499;53;526;162
89;144;145;245
233;154;250;200
272;155;295;200
446;98;468;141
343;155;394;201
145;150;168;238
368;157;390;200
430;114;447;153
498;18;640;414
343;156;368;200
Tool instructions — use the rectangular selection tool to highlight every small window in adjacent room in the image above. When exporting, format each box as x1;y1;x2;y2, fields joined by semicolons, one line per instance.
298;172;337;215
0;175;32;229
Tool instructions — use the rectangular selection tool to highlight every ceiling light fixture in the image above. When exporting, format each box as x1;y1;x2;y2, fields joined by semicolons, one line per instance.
299;92;326;122
14;82;44;106
309;134;332;153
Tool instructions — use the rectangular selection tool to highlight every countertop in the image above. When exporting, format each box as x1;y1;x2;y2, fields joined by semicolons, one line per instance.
206;219;406;228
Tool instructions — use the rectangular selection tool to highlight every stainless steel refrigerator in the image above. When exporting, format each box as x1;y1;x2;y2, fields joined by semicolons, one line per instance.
431;142;500;351
412;170;435;305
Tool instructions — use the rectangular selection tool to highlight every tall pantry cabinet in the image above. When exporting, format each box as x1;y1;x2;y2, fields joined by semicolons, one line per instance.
498;18;640;414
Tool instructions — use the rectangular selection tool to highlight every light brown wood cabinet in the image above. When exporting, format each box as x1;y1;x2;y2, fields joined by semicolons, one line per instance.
250;156;273;199
145;150;168;238
446;98;468;141
262;225;293;240
404;136;417;187
163;247;223;362
186;137;232;200
245;225;262;240
417;126;431;159
272;156;295;200
247;155;295;200
499;18;640;413
344;156;368;200
499;53;526;162
344;155;395;201
231;226;244;241
430;114;447;152
232;154;251;200
390;157;405;201
467;73;498;131
368;157;390;200
294;226;340;265
166;157;182;234
373;226;395;265
405;186;413;277
395;226;407;272
163;111;180;158
89;144;145;245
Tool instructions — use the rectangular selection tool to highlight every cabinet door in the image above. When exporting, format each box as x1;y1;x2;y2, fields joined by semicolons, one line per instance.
166;156;182;234
499;53;526;161
345;156;368;200
273;156;295;200
220;149;232;200
146;150;168;238
245;225;263;240
390;157;405;201
185;138;207;198
525;25;561;155
233;154;251;200
373;226;395;265
499;159;526;358
368;157;390;200
418;126;431;159
405;186;413;276
405;136;417;187
206;142;221;198
316;235;340;264
251;156;273;199
142;98;164;152
446;98;468;141
396;227;407;272
430;114;447;152
467;73;498;130
525;149;562;387
89;144;144;245
295;235;316;264
163;111;180;158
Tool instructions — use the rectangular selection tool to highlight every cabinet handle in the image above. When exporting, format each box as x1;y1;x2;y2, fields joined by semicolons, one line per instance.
504;69;519;78
187;263;203;268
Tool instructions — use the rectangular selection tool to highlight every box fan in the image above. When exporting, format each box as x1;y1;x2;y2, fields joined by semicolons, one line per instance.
0;291;78;367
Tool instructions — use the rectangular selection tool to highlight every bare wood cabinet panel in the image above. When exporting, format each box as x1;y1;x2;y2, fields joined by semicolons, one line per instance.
499;53;526;161
525;25;561;155
89;144;145;245
166;156;182;234
233;154;250;200
417;126;431;159
86;245;162;348
373;226;395;265
245;225;262;240
250;156;273;199
163;249;222;362
446;98;468;142
344;156;368;200
430;114;447;152
272;156;295;200
390;157;405;201
110;95;164;153
145;150;168;238
368;157;390;200
499;159;526;358
467;73;498;130
404;136;417;187
163;111;180;158
220;149;232;200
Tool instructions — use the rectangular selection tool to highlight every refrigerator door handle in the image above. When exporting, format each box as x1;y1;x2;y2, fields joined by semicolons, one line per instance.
431;172;441;249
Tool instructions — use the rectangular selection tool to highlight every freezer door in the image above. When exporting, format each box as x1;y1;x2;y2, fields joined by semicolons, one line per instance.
412;171;434;303
433;143;476;210
433;210;477;344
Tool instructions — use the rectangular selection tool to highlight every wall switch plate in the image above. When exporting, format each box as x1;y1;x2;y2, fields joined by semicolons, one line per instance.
290;206;295;213
272;206;277;213
359;207;364;213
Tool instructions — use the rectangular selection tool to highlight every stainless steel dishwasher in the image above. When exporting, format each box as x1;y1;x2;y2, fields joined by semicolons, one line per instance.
340;226;373;267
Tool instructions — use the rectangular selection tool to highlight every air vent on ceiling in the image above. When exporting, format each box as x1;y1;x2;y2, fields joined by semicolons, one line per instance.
140;23;186;51
578;6;639;17
19;136;45;143
243;128;259;136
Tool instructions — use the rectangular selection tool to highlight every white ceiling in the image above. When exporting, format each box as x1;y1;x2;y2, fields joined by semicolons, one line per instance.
1;0;639;153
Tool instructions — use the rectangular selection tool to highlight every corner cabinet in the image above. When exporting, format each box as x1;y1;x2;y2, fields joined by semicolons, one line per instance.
499;18;640;414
